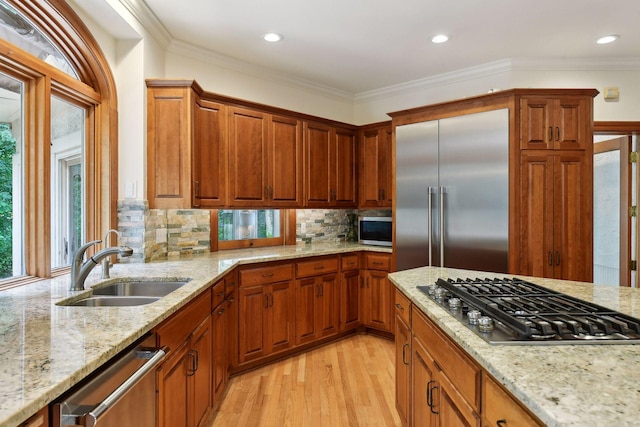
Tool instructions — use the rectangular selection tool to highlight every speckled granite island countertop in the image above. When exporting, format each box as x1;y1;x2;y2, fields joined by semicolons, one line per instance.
388;266;640;427
0;243;390;427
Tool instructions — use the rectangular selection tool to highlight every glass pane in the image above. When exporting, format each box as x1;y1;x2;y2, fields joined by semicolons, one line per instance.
0;0;78;78
0;72;23;279
593;149;620;285
218;210;281;241
51;96;84;268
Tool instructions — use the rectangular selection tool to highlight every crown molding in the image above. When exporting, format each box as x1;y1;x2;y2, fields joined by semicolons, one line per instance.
167;39;355;102
511;57;640;71
117;0;172;47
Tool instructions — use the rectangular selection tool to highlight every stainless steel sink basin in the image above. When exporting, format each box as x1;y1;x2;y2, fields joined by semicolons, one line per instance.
92;280;189;297
67;296;160;307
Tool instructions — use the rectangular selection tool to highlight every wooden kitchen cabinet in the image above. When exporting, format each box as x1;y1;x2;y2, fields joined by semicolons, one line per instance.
519;151;592;281
411;307;481;427
304;121;357;207
483;374;543;427
238;264;295;363
520;96;590;150
394;289;411;426
294;257;340;345
212;296;227;405
193;98;227;207
228;107;304;207
340;254;360;331
155;289;213;427
361;253;393;332
18;408;47;427
359;123;392;207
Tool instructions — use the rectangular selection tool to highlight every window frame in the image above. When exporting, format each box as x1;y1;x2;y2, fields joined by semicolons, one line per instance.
0;0;117;288
213;209;296;251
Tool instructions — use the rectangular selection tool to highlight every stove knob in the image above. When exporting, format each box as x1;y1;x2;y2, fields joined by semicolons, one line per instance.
468;310;482;325
478;316;494;332
448;297;461;310
434;287;447;300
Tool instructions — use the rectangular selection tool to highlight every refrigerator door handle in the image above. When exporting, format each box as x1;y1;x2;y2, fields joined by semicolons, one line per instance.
440;186;446;266
428;187;434;266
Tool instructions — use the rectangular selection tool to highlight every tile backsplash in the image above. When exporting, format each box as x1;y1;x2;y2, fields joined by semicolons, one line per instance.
117;201;390;262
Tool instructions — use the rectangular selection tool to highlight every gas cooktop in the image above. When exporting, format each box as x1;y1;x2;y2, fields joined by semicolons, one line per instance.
418;277;640;345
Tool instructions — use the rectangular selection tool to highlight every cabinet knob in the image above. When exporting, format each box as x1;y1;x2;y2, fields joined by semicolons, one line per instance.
497;420;507;427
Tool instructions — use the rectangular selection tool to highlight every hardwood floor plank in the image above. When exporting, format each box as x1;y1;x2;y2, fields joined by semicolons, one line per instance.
211;334;401;427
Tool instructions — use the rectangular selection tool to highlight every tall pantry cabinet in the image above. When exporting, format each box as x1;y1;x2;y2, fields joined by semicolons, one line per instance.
390;88;598;282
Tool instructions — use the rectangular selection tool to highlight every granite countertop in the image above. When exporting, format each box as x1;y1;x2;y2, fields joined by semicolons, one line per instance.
388;267;640;427
0;242;390;427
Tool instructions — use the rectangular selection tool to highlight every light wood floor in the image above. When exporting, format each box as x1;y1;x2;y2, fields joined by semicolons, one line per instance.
211;334;402;427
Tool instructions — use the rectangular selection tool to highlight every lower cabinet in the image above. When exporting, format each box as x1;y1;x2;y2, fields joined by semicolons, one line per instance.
482;374;541;427
155;290;213;427
239;268;295;364
340;255;360;331
394;289;411;426
212;299;227;405
361;253;393;332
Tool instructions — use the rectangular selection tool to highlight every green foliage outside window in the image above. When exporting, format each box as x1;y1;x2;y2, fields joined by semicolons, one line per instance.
0;123;16;278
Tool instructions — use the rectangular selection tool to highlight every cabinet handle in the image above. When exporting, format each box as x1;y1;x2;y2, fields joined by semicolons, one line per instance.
427;380;439;414
395;303;404;312
263;273;274;278
217;308;225;315
556;251;561;266
314;265;325;270
548;251;553;266
402;343;409;365
549;126;553;142
227;297;235;303
217;291;225;297
187;350;197;376
497;420;507;427
556;126;560;141
373;261;383;266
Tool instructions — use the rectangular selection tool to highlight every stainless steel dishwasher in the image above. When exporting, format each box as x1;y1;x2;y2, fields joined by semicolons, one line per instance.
52;334;165;427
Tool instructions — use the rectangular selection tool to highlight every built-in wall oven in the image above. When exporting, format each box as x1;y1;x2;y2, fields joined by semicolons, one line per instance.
52;333;165;427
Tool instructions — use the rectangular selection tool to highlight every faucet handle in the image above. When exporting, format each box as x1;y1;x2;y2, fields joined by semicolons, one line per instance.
75;239;102;261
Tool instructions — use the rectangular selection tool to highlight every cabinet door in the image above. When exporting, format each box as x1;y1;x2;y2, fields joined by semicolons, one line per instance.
437;374;480;427
304;121;333;206
239;285;267;363
269;115;303;206
193;99;227;207
191;316;213;427
411;337;437;427
228;107;268;206
395;316;411;427
553;153;592;281
295;277;318;345
212;303;227;404
360;127;392;207
364;270;392;332
267;280;294;354
157;340;190;427
520;97;553;150
519;153;555;279
340;269;360;331
553;98;588;150
334;128;357;207
318;274;340;338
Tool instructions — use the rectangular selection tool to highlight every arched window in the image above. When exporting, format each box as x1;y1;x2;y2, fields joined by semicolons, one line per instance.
0;0;117;288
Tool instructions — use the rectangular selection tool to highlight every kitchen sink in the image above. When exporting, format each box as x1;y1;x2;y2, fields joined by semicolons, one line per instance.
92;280;189;297
66;296;160;307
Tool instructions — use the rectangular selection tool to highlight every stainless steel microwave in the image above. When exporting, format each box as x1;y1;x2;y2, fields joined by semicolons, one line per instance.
358;216;392;247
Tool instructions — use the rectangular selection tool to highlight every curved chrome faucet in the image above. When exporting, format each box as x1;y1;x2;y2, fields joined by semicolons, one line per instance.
101;229;121;279
70;237;133;291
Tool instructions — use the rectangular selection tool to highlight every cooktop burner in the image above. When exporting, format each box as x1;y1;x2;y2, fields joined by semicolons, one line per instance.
418;277;640;345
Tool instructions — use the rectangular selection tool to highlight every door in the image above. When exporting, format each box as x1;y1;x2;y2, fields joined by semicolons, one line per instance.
267;280;294;353
364;270;392;331
340;269;360;330
318;274;339;337
411;337;437;427
268;115;303;206
212;303;227;403
295;277;317;344
304;121;332;205
594;135;632;286
395;120;439;271
395;316;410;426
334;128;357;206
438;109;509;274
238;285;267;363
191;317;212;427
193;99;227;207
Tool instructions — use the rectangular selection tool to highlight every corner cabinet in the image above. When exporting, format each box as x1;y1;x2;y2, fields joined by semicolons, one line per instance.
304;121;357;207
361;253;393;332
359;123;392;207
390;88;598;282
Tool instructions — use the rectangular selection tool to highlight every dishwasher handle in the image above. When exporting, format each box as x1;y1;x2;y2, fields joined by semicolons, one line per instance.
80;348;166;427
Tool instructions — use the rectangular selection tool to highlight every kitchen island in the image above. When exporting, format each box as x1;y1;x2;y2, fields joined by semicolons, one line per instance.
0;242;390;427
389;266;640;427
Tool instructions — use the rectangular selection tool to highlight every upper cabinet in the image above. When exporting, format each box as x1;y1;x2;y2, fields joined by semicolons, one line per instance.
520;96;590;150
304;121;357;208
147;80;353;209
359;123;392;208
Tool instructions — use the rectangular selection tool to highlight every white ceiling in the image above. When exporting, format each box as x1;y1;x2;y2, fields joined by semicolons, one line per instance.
139;0;640;95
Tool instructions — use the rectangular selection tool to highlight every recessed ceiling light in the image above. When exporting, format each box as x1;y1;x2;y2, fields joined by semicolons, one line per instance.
263;32;283;42
431;34;449;44
596;35;619;44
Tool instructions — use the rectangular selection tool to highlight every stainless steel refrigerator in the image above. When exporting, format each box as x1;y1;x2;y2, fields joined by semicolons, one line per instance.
395;108;509;273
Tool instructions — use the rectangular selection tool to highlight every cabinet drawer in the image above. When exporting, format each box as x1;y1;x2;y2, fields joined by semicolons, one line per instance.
394;288;411;326
483;374;542;427
155;289;212;353
365;253;390;271
412;307;480;410
240;264;293;286
296;257;338;278
341;254;359;271
212;279;225;308
224;270;238;297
